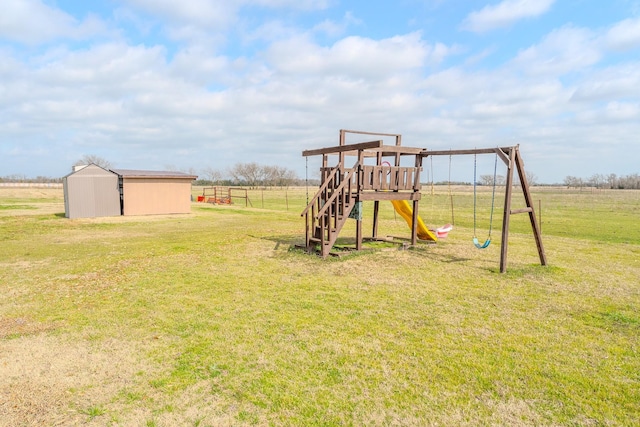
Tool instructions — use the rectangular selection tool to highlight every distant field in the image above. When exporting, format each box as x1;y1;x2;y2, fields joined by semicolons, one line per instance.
1;186;639;426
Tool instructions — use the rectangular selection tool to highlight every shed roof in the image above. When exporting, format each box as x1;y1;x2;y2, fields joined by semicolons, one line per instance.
110;169;197;180
63;163;116;179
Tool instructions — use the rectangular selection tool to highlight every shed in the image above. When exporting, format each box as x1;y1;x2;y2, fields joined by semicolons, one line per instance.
111;169;197;216
63;164;121;219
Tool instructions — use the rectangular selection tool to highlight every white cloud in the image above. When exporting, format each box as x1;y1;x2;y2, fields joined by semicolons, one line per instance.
2;2;640;183
0;0;106;44
461;0;556;33
604;17;640;51
34;43;169;91
119;0;332;41
241;12;359;48
510;26;601;75
571;63;640;102
604;101;640;120
266;32;451;79
123;0;237;28
250;0;331;10
169;47;231;86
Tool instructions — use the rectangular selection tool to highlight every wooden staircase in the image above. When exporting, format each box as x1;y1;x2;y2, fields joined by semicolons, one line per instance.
301;160;360;257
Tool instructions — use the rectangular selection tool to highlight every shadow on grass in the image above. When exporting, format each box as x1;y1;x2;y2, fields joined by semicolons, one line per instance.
249;233;300;250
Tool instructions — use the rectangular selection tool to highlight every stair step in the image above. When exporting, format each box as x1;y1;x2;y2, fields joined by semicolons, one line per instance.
312;227;338;234
309;237;330;245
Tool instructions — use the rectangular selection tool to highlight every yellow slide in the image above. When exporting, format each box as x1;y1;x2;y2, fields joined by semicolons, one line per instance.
390;200;437;241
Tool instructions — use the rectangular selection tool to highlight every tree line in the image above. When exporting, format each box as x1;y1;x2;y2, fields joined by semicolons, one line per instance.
199;162;314;188
3;153;638;189
564;173;640;190
0;156;312;188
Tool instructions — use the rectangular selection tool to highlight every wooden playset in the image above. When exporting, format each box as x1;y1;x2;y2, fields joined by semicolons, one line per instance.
300;129;547;273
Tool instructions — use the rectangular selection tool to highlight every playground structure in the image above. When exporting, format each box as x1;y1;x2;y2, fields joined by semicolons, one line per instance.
197;186;252;207
300;130;547;273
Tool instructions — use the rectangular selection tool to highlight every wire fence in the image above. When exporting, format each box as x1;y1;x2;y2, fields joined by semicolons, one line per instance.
0;182;63;188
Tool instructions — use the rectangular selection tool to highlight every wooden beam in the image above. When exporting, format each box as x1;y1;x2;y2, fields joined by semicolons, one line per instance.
378;146;425;155
510;207;534;215
422;147;515;158
334;146;425;157
359;192;421;201
302;140;383;157
341;129;402;138
496;147;510;166
341;150;379;157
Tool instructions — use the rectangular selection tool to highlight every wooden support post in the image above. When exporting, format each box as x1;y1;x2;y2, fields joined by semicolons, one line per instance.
412;154;422;246
372;150;382;239
514;148;547;266
372;201;380;238
411;199;419;246
356;210;363;250
500;148;515;273
356;150;363;251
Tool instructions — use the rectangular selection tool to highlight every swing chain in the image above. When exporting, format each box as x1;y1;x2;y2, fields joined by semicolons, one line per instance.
448;154;454;226
473;152;498;249
305;156;309;205
487;153;498;238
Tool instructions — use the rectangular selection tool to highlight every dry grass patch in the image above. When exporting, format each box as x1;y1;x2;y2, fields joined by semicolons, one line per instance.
0;317;56;339
0;335;150;426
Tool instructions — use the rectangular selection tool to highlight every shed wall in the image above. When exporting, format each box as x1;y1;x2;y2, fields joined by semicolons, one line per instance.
122;178;192;215
63;166;121;219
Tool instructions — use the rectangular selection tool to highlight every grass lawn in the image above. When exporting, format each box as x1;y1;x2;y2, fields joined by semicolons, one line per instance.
1;186;639;426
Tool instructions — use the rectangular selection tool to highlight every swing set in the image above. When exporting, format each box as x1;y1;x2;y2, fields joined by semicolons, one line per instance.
300;130;547;273
422;145;546;271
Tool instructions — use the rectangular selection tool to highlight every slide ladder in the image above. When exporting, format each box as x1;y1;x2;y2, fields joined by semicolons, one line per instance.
301;160;359;257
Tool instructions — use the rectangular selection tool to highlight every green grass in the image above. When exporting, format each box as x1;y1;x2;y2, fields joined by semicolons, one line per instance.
1;186;639;426
0;204;37;210
80;405;106;419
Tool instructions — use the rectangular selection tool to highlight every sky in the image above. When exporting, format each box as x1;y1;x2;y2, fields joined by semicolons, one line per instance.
1;0;639;184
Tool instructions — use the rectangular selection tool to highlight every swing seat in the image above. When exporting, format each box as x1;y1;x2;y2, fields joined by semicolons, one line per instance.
473;237;491;249
436;224;453;238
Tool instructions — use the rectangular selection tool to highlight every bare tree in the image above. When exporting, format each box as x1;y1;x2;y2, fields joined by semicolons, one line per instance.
526;171;538;186
202;166;223;184
588;174;605;189
227;163;298;188
74;155;113;170
264;165;298;187
564;176;584;189
619;173;640;189
479;174;505;186
479;174;494;186
229;162;264;188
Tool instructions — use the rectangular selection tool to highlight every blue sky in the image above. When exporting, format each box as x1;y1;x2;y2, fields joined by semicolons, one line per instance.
1;0;639;183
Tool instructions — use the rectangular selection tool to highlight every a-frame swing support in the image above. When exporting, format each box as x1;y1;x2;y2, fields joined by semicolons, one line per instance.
422;145;547;273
